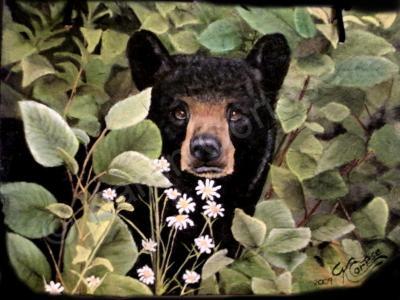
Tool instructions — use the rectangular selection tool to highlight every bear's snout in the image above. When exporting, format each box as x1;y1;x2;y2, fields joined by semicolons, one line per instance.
190;134;222;162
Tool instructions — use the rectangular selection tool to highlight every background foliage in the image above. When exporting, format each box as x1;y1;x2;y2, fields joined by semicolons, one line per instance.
1;1;400;296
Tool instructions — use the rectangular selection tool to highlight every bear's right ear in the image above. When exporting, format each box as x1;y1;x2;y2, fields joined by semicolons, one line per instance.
246;33;291;94
127;30;173;90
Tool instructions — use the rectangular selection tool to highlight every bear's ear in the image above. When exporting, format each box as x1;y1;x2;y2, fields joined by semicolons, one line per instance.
127;30;173;90
246;33;291;94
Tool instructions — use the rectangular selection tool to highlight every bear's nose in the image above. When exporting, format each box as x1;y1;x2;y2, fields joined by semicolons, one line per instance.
190;134;221;162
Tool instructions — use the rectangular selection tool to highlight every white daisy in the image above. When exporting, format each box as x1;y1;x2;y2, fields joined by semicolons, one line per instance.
166;214;194;230
102;188;117;201
202;201;225;219
195;179;221;201
176;194;196;214
86;275;101;289
44;281;64;295
141;238;157;252
153;156;170;172
164;188;181;200
194;234;215;254
137;265;155;285
182;270;201;284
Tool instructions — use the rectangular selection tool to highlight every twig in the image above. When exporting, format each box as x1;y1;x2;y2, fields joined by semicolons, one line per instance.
44;239;66;287
296;200;322;227
63;67;83;118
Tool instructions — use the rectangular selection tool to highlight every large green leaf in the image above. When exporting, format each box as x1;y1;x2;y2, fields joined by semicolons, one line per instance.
7;233;51;292
262;251;307;272
351;197;389;240
251;277;278;295
317;133;366;173
100;29;130;63
276;97;307;133
202;249;234;280
331;30;395;62
19;101;79;167
388;225;400;247
93;120;162;175
303;170;348;201
294;8;316;38
270;165;305;210
286;149;318;181
369;124;400;168
198;19;241;53
80;27;102;53
1;182;60;238
141;12;169;34
106;151;171;187
95;273;152;296
219;268;251;295
254;200;295;233
231;209;266;248
21;54;56;87
105;88;152;130
325;56;399;88
199;275;220;295
263;228;311;253
308;214;355;242
2;29;36;65
341;239;364;259
231;250;275;280
169;30;200;54
170;9;200;28
297;54;334;76
320;102;350;122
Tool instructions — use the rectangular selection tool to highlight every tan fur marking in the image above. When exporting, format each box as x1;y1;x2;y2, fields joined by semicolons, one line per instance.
180;97;235;178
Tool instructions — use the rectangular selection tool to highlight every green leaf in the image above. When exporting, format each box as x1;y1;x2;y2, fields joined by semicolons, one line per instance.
64;217;138;275
202;249;234;280
95;273;152;296
155;2;176;18
85;56;113;89
141;13;169;34
286;149;318;181
7;233;51;292
1;29;36;65
56;147;79;175
72;128;90;146
251;277;278;295
276;97;307;133
351;197;389;239
199;275;220;295
231;208;267;248
320;102;351;122
388;225;400;247
198;19;241;53
21;54;56;87
231;250;275;280
80;27;102;53
369;124;400;168
219;268;251;295
1;182;60;238
304;122;325;133
169;9;200;28
308;214;355;242
46;203;73;219
32;76;69;113
254;200;295;233
169;31;200;54
341;239;364;259
270;165;305;210
294;8;317;38
236;7;299;48
317;133;366;173
90;257;114;272
331;30;395;62
297;54;334;76
100;29;130;63
106;151;171;187
262;251;307;272
117;202;134;213
75;116;101;137
93;120;162;175
263;228;311;253
303;170;348;201
105;88;152;130
325;56;399;88
19;101;79;167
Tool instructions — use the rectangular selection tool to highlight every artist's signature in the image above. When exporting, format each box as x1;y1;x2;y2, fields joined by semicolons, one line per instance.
331;249;388;283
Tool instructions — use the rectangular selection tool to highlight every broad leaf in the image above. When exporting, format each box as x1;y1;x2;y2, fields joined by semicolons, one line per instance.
231;209;266;248
199;275;220;295
19;101;79;167
341;239;364;259
254;200;295;233
262;251;307;272
95;273;152;296
7;233;51;292
308;214;355;242
219;268;251;295
320;102;350;122
251;277;278;295
105;88;151;130
80;27;102;53
101;29;130;63
276;97;307;133
297;54;334;76
263;228;311;253
369;124;400;168
141;13;169;34
46;203;73;219
303;170;348;201
21;54;55;87
1;182;60;238
198;19;241;53
202;249;234;280
351;197;389;239
169;31;200;54
231;250;275;280
294;8;316;38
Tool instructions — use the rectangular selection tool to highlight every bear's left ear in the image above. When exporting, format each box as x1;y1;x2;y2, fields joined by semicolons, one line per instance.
127;30;173;90
246;33;291;94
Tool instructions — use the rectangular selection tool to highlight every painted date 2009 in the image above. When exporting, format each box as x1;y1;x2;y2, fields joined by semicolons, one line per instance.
313;277;333;286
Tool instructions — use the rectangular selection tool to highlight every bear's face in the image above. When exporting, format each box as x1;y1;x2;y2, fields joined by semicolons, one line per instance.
127;30;290;182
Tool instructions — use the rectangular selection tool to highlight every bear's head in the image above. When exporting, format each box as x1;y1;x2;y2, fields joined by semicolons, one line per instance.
127;30;290;200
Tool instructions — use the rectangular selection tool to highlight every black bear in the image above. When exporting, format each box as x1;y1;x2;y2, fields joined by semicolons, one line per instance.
126;30;291;257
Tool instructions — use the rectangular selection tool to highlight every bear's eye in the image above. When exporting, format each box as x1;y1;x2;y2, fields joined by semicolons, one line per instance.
229;108;244;122
173;107;187;120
